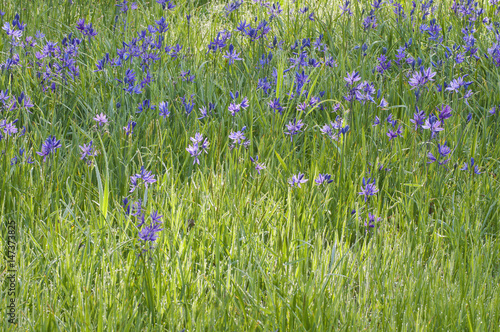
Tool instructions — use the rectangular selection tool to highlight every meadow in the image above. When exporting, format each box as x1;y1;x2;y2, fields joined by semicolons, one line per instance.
1;0;500;330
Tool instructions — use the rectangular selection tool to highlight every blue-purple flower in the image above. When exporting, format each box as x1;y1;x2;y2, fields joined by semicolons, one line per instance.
315;173;333;186
79;141;97;161
223;44;242;65
358;177;379;202
93;113;109;127
285;118;305;141
37;135;62;162
250;155;266;174
289;172;308;187
461;157;481;174
186;133;210;164
130;166;157;193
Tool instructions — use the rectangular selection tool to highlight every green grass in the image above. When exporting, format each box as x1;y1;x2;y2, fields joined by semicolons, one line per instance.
1;0;500;330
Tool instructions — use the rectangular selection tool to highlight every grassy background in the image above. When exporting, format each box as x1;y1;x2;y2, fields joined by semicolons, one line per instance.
1;0;500;330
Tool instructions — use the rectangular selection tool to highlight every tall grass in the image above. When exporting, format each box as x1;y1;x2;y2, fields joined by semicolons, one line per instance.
1;0;499;330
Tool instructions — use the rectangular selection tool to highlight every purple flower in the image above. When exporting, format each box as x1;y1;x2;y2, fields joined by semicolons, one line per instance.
157;0;175;10
285;118;305;141
461;157;481;174
437;105;452;122
123;121;136;136
364;213;381;228
159;101;170;119
180;70;195;82
223;44;243;65
186;133;209;164
315;173;333;186
340;1;353;16
344;71;361;86
138;222;163;242
93;113;108;127
422;115;444;138
36;135;62;162
358;177;379;202
438;143;451;158
289;172;308;188
408;67;436;90
250;155;266;174
410;107;426;131
3;121;18;136
228;92;249;116
229;126;249;147
379;98;388;108
428;143;451;166
268;98;284;114
427;152;437;164
257;77;272;95
130;166;157;193
197;106;210;120
225;0;243;16
79;141;97;160
489;106;497;116
386;128;398;141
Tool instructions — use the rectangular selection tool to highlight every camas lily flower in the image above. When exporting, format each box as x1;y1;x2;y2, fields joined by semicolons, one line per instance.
285;118;305;141
358;177;379;202
37;135;62;162
129;166;157;193
289;172;308;187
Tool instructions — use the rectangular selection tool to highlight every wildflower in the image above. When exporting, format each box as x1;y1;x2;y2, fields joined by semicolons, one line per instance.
315;173;333;186
289;172;308;187
365;213;381;228
428;143;451;166
180;70;195;82
386;128;399;141
344;71;361;86
138;212;163;243
79;141;97;160
427;152;437;164
223;44;242;65
386;113;397;127
3;121;18;136
268;98;284;114
250;155;266;174
257;77;272;95
225;0;243;15
358;177;379;202
229;126;249;147
130;166;157;193
159;101;170;119
181;95;195;116
285;118;305;141
340;1;353;16
93;113;108;127
137;99;155;113
156;0;175;10
379;97;388;108
36;135;62;162
422;115;444;138
227;92;249;116
123;198;131;215
437;105;452;122
461;157;481;174
489;106;497;116
410;107;426;131
408;67;436;90
186;133;209;164
124;121;136;136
